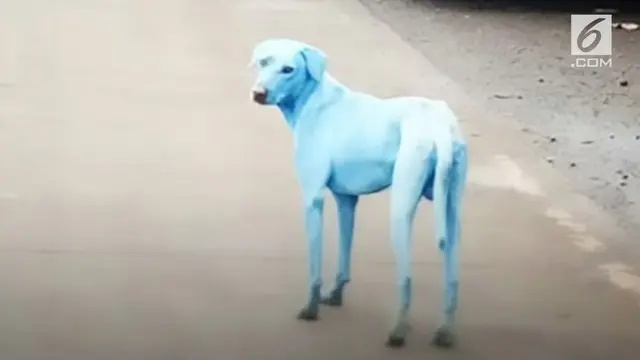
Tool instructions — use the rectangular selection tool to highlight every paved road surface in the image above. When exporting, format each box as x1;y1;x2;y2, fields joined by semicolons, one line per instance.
0;0;639;359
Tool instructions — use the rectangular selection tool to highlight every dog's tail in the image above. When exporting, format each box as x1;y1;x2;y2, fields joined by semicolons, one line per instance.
427;99;465;252
433;137;454;251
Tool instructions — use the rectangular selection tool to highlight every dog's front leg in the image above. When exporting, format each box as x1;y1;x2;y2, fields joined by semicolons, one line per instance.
296;194;326;321
294;146;330;321
321;192;358;307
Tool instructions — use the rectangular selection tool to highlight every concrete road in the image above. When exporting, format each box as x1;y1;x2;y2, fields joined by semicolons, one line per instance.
0;0;639;359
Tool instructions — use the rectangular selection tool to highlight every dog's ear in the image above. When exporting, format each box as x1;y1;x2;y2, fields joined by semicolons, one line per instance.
300;46;326;82
247;51;260;69
248;44;267;69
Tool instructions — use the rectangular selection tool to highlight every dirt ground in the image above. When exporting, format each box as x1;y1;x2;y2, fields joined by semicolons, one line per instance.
359;0;640;242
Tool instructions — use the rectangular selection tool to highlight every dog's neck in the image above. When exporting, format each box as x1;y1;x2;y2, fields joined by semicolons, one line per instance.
277;74;344;128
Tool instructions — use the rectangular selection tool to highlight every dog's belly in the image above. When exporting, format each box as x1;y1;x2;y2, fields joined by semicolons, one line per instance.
327;160;395;195
327;154;438;199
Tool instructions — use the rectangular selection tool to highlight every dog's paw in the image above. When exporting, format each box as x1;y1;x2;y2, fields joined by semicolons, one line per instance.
386;319;409;349
431;326;456;348
385;335;406;348
320;291;343;307
296;307;319;321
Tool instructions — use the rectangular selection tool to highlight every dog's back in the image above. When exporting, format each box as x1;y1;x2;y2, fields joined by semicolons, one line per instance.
313;77;464;150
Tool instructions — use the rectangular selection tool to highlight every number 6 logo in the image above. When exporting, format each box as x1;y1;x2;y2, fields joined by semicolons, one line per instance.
571;14;611;56
577;17;605;53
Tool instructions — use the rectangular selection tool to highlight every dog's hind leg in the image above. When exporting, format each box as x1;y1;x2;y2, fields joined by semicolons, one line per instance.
321;192;358;307
385;147;434;348
432;144;467;348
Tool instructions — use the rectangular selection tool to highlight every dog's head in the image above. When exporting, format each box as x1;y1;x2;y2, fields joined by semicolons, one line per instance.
248;38;326;106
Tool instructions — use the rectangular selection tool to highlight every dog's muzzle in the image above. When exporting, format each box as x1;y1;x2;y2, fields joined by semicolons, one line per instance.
251;86;268;105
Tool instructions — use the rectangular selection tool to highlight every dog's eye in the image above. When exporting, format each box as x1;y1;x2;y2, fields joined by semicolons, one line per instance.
281;66;294;74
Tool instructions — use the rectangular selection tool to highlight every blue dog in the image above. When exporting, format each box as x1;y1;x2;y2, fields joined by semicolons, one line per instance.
249;38;468;348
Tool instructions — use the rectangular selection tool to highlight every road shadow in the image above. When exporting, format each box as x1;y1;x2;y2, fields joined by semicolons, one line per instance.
415;0;640;15
401;0;640;50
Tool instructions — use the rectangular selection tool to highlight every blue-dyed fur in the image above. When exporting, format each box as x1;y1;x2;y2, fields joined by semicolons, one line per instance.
249;38;468;348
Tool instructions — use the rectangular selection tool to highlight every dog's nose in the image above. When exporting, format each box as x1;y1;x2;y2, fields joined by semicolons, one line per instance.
251;86;267;105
